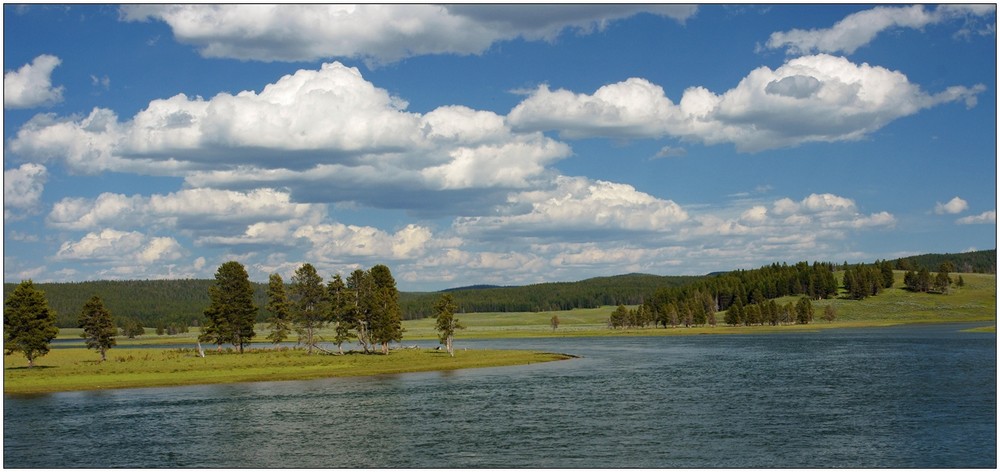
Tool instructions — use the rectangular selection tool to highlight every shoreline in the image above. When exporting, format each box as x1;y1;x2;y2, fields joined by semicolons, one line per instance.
10;319;993;395
3;348;575;396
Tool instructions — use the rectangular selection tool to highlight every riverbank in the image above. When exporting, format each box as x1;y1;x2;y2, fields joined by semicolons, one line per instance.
3;348;573;395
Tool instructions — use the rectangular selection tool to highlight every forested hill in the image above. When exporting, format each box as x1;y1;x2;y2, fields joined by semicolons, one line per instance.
3;279;270;329
399;273;704;318
5;250;994;328
889;249;996;273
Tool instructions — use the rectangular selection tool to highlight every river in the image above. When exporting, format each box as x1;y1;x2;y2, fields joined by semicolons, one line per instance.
4;323;995;468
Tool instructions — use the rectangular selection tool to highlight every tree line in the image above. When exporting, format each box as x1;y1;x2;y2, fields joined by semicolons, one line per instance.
641;261;838;329
2;262;460;366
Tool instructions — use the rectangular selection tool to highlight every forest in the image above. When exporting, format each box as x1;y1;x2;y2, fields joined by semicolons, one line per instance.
4;250;994;329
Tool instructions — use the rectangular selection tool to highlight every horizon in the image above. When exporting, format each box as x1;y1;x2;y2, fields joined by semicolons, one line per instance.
5;249;993;291
3;5;996;291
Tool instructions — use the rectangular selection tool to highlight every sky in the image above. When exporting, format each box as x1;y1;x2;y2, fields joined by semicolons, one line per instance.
2;4;997;291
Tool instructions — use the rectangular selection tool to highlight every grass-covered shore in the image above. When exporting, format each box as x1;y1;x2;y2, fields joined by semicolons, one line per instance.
4;347;573;395
10;271;993;394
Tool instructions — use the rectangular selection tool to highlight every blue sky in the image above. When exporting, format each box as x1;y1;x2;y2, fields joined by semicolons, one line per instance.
3;4;996;291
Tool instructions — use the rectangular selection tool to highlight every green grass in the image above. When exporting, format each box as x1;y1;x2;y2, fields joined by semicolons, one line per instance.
4;347;574;394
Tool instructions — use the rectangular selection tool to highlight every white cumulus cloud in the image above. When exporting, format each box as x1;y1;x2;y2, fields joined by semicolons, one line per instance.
4;163;48;220
4;54;64;109
10;62;570;213
766;4;997;55
508;54;985;152
934;196;969;215
453;175;689;238
120;5;696;65
55;229;183;264
957;210;997;225
293;222;452;264
47;188;325;236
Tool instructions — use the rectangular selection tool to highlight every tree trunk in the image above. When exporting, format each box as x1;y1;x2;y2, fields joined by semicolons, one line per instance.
447;335;454;357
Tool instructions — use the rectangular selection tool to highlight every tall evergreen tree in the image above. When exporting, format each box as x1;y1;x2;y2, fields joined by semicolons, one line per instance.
933;263;952;293
290;263;327;355
434;294;464;357
4;280;58;368
78;295;116;361
202;261;258;353
369;265;403;354
327;274;354;354
795;297;814;324
119;317;145;339
265;273;292;344
347;269;374;353
725;299;743;326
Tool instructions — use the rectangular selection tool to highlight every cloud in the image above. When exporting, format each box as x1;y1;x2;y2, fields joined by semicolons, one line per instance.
508;54;985;152
10;62;570;213
120;5;696;65
293;222;458;264
453;175;689;239
651;145;686;159
508;78;682;140
934;196;969;215
4;54;64;109
765;4;997;55
55;229;183;264
3;163;48;220
48;188;325;234
956;210;997;225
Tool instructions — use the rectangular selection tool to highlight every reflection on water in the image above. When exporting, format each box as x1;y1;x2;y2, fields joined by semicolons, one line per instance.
4;323;996;468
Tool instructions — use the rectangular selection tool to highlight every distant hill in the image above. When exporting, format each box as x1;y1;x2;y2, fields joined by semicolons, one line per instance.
400;273;704;318
2;279;270;329
439;284;505;292
6;250;994;328
889;249;996;274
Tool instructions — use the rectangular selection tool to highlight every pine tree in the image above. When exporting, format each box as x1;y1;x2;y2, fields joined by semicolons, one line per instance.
795;297;814;324
725;299;743;326
347;269;374;353
369;265;403;355
78;295;116;361
265;273;292;344
119;317;145;339
434;294;464;357
327;274;353;354
201;261;258;353
822;305;836;322
933;263;952;293
290;263;326;355
4;280;58;368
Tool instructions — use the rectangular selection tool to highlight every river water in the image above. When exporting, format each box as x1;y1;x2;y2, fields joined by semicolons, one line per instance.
4;323;995;468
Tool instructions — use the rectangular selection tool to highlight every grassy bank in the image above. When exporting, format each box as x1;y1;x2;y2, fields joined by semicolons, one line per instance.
4;348;573;395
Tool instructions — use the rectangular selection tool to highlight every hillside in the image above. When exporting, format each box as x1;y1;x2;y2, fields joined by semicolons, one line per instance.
5;250;994;328
400;273;704;318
